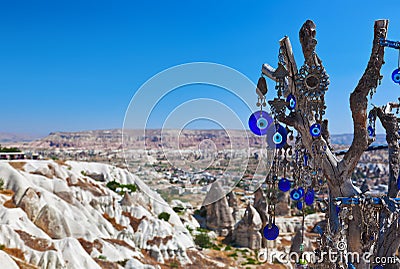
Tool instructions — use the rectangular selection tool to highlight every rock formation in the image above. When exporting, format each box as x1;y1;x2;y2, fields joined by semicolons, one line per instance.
253;187;268;247
16;187;41;221
233;204;262;249
226;191;239;222
34;205;72;239
204;180;235;236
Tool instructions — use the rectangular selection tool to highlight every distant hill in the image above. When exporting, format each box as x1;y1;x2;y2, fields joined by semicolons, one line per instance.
10;129;389;150
0;132;42;143
330;133;387;146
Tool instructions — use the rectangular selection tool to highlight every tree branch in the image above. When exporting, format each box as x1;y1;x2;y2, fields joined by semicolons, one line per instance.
374;104;399;198
279;36;297;97
340;20;388;178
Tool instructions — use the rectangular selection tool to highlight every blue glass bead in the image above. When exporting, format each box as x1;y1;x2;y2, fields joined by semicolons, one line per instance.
248;111;273;136
348;262;356;269
267;123;287;149
303;154;308;166
315;225;324;236
310;123;321;137
296;201;303;210
368;126;375;137
305;189;315;205
263;223;279;240
373;265;383;269
278;178;291;192
392;68;400;84
286;94;296;110
290;189;301;201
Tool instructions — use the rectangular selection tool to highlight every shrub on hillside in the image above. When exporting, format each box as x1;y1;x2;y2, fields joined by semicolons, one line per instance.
158;212;170;222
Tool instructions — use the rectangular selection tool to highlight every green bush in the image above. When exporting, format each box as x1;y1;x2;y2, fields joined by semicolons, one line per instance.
106;180;120;191
246;258;256;264
124;183;137;193
117;259;128;267
185;225;193;234
173;206;185;213
97;255;107;260
228;252;238;258
196;227;209;233
212;245;221;251
106;180;137;194
158;212;170;222
0;146;21;153
194;232;213;249
0;178;4;190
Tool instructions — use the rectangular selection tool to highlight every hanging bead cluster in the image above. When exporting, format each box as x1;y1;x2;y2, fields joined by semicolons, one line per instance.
368;109;377;138
263;160;280;241
248;74;273;136
360;197;381;253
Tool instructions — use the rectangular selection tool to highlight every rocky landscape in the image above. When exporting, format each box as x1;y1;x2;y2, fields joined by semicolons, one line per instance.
0;129;391;268
0;159;327;269
0;160;204;268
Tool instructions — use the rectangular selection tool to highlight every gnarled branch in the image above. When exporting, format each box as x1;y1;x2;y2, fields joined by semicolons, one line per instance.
340;20;388;178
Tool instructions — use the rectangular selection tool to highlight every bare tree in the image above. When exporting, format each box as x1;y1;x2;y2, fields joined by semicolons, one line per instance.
263;19;399;268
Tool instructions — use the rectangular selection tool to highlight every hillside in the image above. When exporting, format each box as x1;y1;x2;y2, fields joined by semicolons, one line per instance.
0;160;207;269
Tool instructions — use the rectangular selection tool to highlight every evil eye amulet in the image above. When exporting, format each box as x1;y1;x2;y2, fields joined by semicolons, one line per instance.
392;68;400;84
267;123;287;149
310;123;321;137
248;111;273;136
290;189;301;201
278;178;291;192
263;223;279;240
286;94;296;110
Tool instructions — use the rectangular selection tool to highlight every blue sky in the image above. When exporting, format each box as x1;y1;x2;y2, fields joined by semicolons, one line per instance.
0;1;399;136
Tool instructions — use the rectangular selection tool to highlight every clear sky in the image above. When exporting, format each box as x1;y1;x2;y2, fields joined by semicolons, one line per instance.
0;1;399;136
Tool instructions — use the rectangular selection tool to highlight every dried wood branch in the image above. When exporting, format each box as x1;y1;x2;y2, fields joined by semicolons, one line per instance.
340;20;388;178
